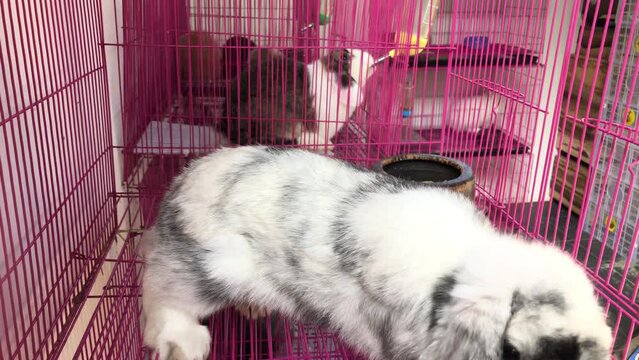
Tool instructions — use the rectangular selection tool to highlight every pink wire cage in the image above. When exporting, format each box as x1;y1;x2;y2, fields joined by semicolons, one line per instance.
0;0;638;359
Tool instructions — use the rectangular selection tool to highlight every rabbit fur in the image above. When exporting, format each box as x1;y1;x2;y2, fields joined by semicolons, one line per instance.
221;48;374;151
410;93;505;132
141;146;612;360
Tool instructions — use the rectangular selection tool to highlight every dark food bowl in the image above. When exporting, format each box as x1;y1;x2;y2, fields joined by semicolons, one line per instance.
373;154;475;200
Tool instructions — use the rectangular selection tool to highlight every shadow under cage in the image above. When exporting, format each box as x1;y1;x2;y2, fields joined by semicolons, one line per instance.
0;0;638;359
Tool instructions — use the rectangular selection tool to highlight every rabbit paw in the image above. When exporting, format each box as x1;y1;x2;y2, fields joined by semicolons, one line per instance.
167;324;211;360
235;304;269;319
145;307;212;360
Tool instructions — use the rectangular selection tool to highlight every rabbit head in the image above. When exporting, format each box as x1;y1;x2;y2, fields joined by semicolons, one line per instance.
348;48;375;88
322;48;375;88
421;238;612;360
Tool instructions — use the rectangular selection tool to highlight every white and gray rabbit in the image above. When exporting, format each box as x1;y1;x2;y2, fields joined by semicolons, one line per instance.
410;92;505;132
221;48;374;151
141;146;612;360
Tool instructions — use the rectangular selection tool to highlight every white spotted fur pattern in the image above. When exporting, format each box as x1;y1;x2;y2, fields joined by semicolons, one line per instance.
141;146;612;360
299;49;374;150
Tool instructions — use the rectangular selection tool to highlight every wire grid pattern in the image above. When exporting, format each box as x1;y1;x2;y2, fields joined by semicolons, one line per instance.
606;24;639;130
0;0;638;359
188;0;297;47
436;0;549;206
0;1;116;359
619;0;639;29
553;1;639;356
584;135;639;263
583;0;639;270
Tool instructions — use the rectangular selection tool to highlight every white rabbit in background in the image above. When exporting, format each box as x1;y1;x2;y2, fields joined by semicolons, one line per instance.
141;146;612;360
302;48;375;149
411;92;505;132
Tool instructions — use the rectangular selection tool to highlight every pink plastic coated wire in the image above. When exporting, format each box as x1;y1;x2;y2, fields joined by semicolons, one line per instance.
1;0;639;359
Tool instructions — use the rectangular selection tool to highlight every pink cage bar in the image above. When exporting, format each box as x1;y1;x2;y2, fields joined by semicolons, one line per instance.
0;0;638;359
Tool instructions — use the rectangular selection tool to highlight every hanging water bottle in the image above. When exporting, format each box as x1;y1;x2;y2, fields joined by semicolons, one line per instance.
402;77;415;119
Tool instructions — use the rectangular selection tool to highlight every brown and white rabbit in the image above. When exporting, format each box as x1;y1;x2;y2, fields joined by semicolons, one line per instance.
141;146;612;360
221;48;374;150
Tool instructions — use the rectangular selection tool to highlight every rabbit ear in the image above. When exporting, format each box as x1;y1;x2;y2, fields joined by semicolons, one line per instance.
427;284;514;360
